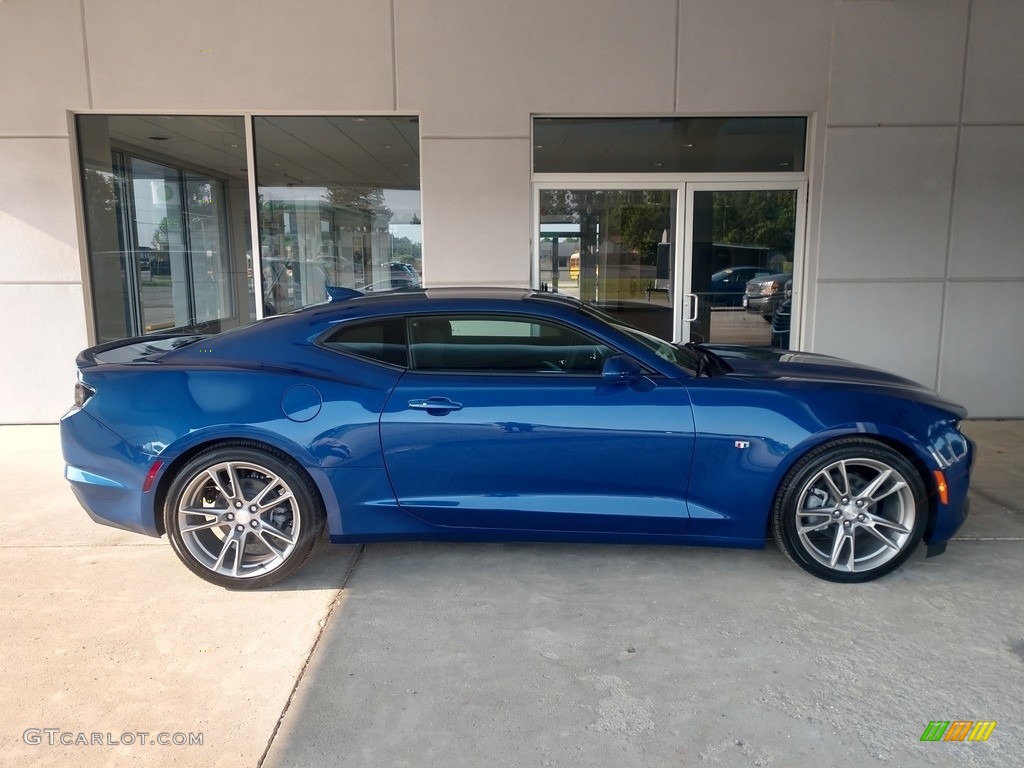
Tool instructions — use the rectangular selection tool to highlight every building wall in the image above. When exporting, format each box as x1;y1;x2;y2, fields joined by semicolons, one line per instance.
0;0;1021;421
809;0;1024;418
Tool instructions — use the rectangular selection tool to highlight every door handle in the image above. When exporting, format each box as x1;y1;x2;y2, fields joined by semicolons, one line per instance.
408;397;463;414
684;292;699;322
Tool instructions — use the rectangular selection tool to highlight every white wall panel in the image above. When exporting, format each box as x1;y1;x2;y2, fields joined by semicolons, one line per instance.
84;0;395;111
0;285;88;423
0;139;83;284
0;0;90;136
676;0;832;113
963;0;1024;124
949;126;1024;279
0;0;1022;420
395;0;677;137
420;139;530;286
813;281;944;390
939;281;1024;418
828;0;968;126
818;127;957;280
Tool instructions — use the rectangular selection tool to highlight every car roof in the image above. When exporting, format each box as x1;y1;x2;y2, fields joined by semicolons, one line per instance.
321;286;569;309
260;287;588;329
162;287;604;364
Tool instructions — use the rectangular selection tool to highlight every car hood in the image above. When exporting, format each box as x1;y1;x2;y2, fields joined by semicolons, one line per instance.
701;344;966;416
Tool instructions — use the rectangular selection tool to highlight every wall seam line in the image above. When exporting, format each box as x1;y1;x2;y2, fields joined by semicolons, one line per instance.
79;0;94;108
935;0;974;394
390;0;399;111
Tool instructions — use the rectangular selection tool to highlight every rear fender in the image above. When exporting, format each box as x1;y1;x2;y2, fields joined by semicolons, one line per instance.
149;426;339;536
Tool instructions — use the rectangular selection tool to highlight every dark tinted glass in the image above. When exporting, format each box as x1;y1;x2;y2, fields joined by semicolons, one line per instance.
322;317;408;367
534;117;806;173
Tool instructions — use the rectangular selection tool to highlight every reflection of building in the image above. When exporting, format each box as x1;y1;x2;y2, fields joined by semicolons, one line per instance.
75;115;421;341
2;3;1023;419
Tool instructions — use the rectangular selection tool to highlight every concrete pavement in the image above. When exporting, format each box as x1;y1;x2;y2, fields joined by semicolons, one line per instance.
1;421;1021;767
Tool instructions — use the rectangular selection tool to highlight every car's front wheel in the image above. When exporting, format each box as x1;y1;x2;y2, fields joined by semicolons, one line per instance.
164;444;325;589
772;439;927;583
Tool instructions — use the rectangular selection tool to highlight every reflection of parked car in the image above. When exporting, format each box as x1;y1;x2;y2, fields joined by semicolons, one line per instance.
771;280;793;348
743;272;792;320
708;266;771;306
148;251;172;277
362;280;419;294
388;262;421;287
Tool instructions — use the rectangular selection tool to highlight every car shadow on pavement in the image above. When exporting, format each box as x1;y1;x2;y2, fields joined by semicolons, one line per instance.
262;537;1023;768
259;538;363;592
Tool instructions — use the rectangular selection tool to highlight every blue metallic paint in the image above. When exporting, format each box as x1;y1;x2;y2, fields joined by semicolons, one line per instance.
61;288;973;563
380;372;693;533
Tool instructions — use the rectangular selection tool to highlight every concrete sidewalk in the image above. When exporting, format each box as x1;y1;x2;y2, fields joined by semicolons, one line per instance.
1;421;1021;767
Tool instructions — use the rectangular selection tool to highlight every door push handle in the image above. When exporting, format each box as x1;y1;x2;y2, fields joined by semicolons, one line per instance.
408;397;463;413
684;292;699;322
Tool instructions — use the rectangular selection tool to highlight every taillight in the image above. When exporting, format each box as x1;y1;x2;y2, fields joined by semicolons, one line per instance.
74;380;95;407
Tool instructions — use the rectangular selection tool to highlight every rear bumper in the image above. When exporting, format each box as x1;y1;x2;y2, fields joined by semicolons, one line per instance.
60;408;162;537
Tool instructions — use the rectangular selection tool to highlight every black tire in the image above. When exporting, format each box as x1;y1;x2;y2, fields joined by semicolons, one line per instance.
164;443;325;589
772;438;927;583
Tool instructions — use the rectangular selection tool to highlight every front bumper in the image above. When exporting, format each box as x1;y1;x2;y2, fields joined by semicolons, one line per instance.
742;295;779;317
923;435;975;549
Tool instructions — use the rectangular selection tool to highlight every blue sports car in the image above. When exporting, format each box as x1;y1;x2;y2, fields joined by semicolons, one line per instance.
61;288;973;589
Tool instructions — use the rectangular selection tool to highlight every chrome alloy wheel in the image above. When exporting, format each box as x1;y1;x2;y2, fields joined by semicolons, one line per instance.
794;456;916;574
176;459;302;580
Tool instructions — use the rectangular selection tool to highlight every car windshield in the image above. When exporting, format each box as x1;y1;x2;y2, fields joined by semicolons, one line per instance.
614;324;703;374
577;302;702;375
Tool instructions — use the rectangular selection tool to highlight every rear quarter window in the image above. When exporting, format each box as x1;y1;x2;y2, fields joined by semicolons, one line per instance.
321;318;408;367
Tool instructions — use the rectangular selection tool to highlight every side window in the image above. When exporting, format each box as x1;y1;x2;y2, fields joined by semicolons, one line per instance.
321;317;408;367
408;315;613;373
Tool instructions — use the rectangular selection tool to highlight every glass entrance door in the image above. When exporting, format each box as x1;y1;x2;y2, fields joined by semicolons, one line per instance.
682;185;804;348
536;182;804;349
538;188;677;341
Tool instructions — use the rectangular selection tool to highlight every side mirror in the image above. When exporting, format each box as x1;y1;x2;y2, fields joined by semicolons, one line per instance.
601;355;642;382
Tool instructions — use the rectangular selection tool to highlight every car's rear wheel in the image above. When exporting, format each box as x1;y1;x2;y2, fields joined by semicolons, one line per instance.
164;444;324;589
772;439;927;583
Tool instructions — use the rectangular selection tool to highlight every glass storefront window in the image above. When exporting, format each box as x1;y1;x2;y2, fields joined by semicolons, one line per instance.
76;114;423;340
76;115;252;341
253;116;422;315
534;117;806;174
